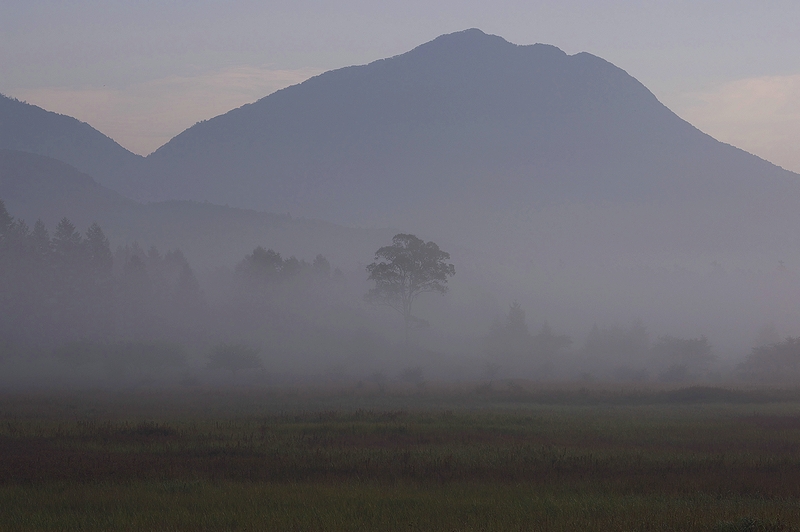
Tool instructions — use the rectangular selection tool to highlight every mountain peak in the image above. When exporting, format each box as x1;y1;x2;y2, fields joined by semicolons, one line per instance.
401;28;566;64
48;30;794;234
426;28;500;45
140;30;725;223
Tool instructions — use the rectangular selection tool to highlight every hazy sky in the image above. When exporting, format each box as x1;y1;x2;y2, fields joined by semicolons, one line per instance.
2;1;798;172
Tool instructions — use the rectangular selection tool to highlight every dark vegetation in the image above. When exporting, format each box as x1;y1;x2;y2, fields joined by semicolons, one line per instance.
0;198;204;349
485;301;572;379
0;199;382;387
739;337;800;383
1;388;800;530
2;199;798;389
366;233;455;344
483;302;731;384
207;344;263;374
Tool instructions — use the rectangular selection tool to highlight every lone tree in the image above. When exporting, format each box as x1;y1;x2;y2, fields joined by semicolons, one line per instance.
366;234;455;344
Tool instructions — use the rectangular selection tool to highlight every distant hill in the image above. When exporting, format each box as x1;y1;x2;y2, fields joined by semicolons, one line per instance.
0;149;134;228
0;150;391;273
138;29;800;233
0;94;145;199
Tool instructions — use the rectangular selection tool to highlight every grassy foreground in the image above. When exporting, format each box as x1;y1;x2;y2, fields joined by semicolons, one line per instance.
1;386;800;531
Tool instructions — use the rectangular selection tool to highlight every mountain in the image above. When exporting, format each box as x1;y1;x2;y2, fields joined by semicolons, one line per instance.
0;94;145;198
7;30;799;256
139;28;800;232
0;149;134;228
132;28;800;346
0;150;391;274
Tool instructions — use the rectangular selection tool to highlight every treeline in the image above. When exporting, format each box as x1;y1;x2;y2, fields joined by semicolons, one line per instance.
484;302;717;383
0;201;353;370
484;300;800;383
0;200;205;348
738;337;800;383
4;199;799;386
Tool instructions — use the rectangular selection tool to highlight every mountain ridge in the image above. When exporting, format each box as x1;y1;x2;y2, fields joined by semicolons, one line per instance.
0;149;393;274
3;29;799;243
4;30;798;212
0;93;146;199
138;29;800;229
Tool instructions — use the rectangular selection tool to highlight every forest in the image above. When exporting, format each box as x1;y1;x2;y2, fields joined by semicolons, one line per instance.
2;199;798;390
0;199;370;386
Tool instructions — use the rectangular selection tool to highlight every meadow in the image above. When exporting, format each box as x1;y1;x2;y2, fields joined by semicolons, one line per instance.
1;384;800;531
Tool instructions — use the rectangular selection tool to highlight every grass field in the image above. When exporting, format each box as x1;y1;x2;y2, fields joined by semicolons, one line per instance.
1;385;800;531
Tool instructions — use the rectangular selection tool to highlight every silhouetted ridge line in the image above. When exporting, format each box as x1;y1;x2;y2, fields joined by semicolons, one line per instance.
0;93;144;198
134;28;800;231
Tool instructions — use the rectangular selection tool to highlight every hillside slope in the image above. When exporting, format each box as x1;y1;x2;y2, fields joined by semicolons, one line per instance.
0;94;145;198
0;150;391;274
141;29;800;232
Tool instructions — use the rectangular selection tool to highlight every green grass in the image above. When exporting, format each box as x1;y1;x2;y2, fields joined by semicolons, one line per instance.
1;481;797;531
1;386;800;530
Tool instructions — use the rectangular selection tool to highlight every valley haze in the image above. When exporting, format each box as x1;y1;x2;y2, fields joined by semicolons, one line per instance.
1;29;799;389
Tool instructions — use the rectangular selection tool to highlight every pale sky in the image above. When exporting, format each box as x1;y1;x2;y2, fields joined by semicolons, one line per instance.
1;1;798;173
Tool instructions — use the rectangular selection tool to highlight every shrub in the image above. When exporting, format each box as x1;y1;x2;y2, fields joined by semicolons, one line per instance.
207;343;262;373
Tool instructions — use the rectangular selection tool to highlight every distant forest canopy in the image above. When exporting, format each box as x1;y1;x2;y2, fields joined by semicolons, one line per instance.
0;200;348;363
2;199;799;387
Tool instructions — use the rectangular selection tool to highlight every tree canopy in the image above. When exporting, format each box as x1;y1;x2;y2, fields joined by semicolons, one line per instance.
366;234;455;343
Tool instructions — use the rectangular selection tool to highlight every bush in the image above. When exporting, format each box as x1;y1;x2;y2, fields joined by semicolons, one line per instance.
207;343;263;373
739;337;800;383
652;335;714;374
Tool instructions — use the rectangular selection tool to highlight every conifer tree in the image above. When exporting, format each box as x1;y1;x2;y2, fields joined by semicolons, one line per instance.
30;220;51;258
0;200;12;240
85;223;112;277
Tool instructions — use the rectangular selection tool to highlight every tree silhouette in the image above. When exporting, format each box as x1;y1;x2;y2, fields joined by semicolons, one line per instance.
207;343;263;374
30;220;51;258
0;200;12;239
52;218;82;257
366;234;455;344
85;223;112;277
486;302;571;378
313;254;331;277
652;334;714;381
